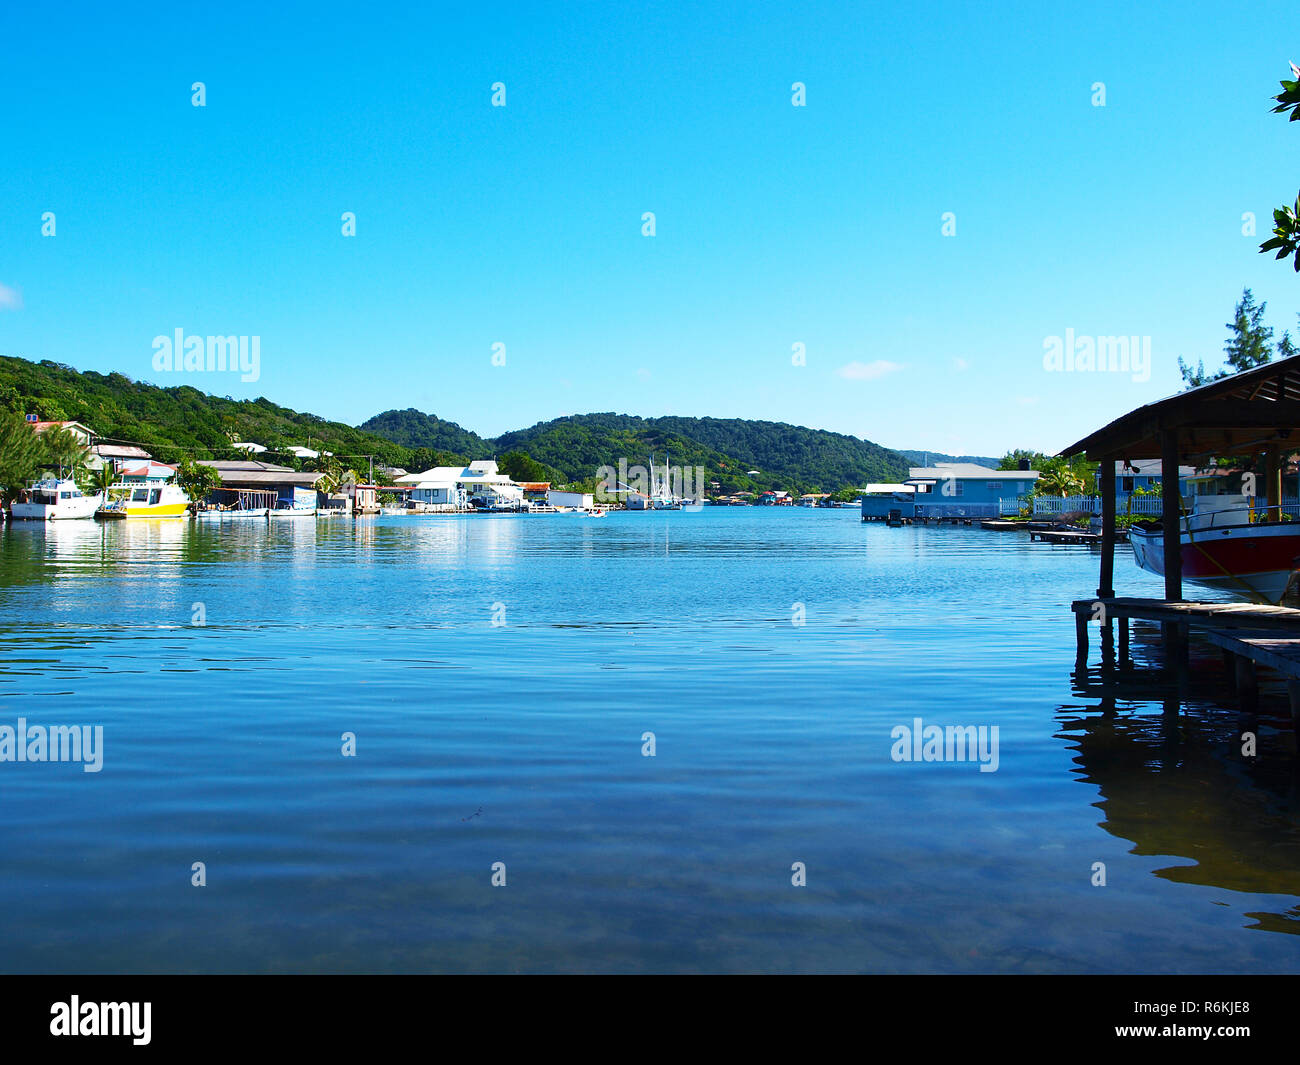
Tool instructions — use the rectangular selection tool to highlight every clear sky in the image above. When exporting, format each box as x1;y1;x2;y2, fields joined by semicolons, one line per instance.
1;0;1297;458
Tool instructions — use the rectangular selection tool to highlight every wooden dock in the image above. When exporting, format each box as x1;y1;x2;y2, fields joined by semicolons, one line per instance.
1203;629;1300;719
1032;528;1100;544
1071;596;1300;678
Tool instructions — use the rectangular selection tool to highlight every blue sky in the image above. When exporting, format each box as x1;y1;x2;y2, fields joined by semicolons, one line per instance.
1;0;1297;458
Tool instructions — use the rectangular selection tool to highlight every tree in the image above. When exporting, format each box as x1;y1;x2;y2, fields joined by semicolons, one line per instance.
308;454;345;494
173;460;223;503
88;462;118;495
1036;465;1087;497
0;414;45;501
1260;63;1300;271
38;425;89;478
1223;289;1274;372
997;449;1047;471
498;450;555;483
1178;290;1291;388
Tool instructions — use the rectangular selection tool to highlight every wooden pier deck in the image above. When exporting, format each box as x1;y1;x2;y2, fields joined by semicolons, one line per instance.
1071;596;1300;667
1201;628;1300;719
1033;529;1101;544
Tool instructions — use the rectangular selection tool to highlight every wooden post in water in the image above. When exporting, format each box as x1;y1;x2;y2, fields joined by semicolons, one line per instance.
1160;429;1183;602
1160;428;1185;670
1098;457;1116;599
1266;445;1281;520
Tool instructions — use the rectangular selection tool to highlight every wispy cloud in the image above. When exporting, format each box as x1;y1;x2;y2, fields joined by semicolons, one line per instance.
635;367;651;381
1015;395;1040;406
836;359;902;381
0;283;22;310
953;357;969;371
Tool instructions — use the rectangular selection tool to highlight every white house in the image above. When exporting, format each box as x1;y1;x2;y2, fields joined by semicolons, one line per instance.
396;461;525;509
547;490;593;510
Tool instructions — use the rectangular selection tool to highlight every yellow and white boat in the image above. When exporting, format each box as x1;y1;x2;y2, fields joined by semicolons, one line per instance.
96;484;190;520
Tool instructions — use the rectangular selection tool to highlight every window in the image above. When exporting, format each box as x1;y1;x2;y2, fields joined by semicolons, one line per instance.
1122;477;1134;492
986;482;1000;492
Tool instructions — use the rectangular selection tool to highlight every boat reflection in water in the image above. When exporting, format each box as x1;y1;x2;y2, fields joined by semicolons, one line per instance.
1064;620;1300;934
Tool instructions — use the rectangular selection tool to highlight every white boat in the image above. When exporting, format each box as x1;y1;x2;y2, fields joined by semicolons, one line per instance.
10;478;103;521
269;502;316;518
196;507;269;519
647;453;685;509
1129;493;1300;604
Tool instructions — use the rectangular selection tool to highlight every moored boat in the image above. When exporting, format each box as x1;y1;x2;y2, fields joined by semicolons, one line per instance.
10;478;102;521
96;484;189;520
1129;494;1300;604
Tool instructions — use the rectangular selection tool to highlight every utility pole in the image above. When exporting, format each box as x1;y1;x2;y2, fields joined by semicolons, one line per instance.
368;455;373;483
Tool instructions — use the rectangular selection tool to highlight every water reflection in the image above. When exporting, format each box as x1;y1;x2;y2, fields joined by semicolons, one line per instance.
1061;623;1300;934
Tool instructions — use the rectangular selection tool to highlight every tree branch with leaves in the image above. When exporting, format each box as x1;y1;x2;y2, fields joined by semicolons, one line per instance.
1260;63;1300;271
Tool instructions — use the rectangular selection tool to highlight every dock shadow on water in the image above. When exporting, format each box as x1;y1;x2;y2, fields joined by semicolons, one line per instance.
1062;620;1300;937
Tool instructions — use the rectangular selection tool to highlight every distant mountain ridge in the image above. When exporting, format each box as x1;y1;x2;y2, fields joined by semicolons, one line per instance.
896;450;1003;470
0;355;984;494
362;409;913;493
355;408;492;459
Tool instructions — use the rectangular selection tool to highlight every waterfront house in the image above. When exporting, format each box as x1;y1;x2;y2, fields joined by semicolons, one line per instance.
547;489;594;510
29;420;94;446
88;443;152;474
396;461;525;510
868;464;1040;519
859;483;918;519
343;482;380;513
518;482;551;505
398;470;465;509
197;459;326;510
117;460;177;485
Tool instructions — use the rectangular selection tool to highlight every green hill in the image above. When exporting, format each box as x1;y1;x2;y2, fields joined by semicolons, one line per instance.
0;357;459;476
357;408;491;458
487;414;909;493
0;355;913;495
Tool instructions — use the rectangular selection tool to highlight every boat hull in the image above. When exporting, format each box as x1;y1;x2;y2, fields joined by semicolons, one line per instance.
11;497;102;521
1129;521;1300;603
96;502;189;520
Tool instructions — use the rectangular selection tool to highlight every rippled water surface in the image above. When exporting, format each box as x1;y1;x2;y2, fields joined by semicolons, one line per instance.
2;509;1298;973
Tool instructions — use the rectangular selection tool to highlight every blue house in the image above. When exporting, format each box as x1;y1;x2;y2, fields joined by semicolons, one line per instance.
861;463;1039;519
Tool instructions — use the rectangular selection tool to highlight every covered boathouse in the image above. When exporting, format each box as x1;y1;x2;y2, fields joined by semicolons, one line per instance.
1059;352;1300;724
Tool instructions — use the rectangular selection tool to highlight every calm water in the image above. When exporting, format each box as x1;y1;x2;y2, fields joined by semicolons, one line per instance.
2;508;1299;973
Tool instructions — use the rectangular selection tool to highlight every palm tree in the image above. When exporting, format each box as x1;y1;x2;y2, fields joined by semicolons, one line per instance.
1037;466;1086;497
89;462;118;496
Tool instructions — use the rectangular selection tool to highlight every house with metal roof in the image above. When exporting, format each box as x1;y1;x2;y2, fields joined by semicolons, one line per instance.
196;459;326;511
395;460;524;510
904;463;1039;518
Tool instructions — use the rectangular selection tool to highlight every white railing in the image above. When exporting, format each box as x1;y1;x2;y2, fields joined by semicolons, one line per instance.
997;494;1300;518
998;495;1165;516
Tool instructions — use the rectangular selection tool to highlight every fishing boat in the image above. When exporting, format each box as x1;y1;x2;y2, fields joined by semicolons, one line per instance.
269;500;316;518
1128;494;1300;604
195;488;276;519
648;453;684;509
96;484;189;520
10;478;103;521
